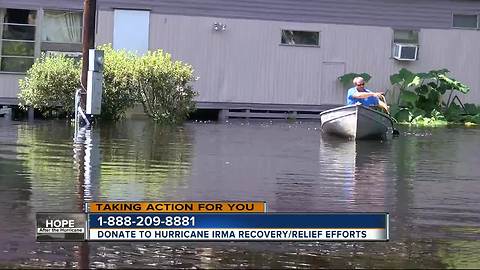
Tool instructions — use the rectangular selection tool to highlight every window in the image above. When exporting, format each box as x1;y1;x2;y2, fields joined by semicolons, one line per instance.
453;14;478;29
113;9;150;54
281;30;319;46
42;10;82;54
393;29;418;44
0;8;37;72
392;29;419;60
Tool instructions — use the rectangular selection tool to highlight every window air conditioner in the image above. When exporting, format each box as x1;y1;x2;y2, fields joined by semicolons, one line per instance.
393;43;418;61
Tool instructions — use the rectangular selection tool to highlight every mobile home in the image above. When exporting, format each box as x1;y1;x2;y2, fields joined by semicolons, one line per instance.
1;0;479;117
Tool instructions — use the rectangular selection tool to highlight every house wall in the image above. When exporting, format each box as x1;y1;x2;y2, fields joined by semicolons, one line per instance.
1;1;480;105
0;74;24;99
94;12;480;105
3;0;479;30
95;0;480;30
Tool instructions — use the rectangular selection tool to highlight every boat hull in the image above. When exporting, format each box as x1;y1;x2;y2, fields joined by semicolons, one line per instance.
320;104;393;139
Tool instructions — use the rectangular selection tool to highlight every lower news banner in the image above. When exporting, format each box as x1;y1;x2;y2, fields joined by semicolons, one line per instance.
88;213;389;241
36;213;87;242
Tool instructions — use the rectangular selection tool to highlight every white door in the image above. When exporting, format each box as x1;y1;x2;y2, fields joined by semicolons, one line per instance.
321;62;346;105
113;9;150;54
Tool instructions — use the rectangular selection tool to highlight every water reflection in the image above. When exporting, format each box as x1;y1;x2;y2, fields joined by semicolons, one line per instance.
16;122;78;212
318;138;390;212
0;118;479;268
0;121;34;266
96;121;193;201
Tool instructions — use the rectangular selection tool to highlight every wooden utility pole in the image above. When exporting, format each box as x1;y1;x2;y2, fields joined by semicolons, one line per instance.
77;1;96;268
81;0;97;109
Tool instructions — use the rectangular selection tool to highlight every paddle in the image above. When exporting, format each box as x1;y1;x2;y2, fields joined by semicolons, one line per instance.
378;94;400;136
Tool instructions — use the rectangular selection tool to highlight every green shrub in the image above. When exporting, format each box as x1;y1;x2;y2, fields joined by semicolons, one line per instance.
389;68;472;125
133;49;197;124
98;44;137;120
18;53;80;114
18;45;198;123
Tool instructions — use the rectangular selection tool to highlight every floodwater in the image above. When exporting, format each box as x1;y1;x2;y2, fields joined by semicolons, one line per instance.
0;118;479;268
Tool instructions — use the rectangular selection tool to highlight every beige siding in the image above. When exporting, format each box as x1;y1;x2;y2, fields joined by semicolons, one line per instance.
2;12;480;106
96;9;114;47
145;13;480;105
0;74;23;98
401;29;480;104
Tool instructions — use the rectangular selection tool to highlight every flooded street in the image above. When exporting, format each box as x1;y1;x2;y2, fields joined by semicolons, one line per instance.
0;118;479;268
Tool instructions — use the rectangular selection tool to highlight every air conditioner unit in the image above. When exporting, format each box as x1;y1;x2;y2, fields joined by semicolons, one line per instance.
393;43;418;61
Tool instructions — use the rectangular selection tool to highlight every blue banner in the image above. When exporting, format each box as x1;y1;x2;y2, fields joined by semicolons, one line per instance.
89;213;387;229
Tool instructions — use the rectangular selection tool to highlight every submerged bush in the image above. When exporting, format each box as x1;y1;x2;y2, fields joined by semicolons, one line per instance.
19;53;80;114
133;50;197;124
18;45;198;123
98;44;137;120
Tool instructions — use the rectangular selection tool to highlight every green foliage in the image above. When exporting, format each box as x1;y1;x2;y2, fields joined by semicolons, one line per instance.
394;108;412;123
463;114;480;124
338;72;371;88
98;44;137;120
18;45;198;124
438;74;470;94
444;103;463;122
389;68;474;126
18;53;80;114
132;49;198;124
463;103;480;115
444;102;480;124
399;90;418;106
100;44;198;122
395;107;448;126
389;68;422;89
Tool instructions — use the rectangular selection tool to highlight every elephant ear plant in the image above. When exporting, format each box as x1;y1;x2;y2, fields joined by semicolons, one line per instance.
338;73;372;88
389;68;473;125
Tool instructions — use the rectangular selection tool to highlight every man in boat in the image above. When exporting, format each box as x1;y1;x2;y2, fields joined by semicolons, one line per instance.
347;77;389;113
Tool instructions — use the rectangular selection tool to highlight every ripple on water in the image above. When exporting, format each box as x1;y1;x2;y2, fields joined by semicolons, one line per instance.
0;120;479;268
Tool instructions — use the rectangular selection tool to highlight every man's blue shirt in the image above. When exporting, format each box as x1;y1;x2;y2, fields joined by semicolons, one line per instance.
346;87;379;106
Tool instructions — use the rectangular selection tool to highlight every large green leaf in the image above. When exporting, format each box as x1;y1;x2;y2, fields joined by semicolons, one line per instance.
391;68;421;88
389;104;401;117
438;74;470;94
406;75;421;87
464;114;480;124
394;108;412;123
444;103;464;122
338;72;371;88
415;84;430;97
359;73;372;82
455;81;470;94
428;89;441;103
429;68;450;77
416;72;432;80
417;95;440;115
399;68;414;80
427;82;438;88
399;90;418;106
436;82;449;95
430;109;446;121
464;103;479;115
390;73;403;85
411;108;426;118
